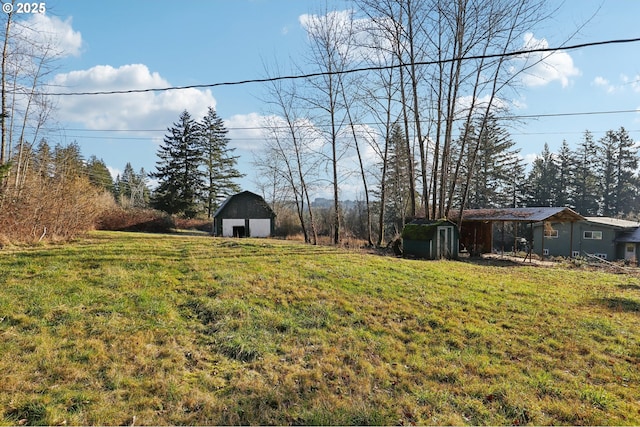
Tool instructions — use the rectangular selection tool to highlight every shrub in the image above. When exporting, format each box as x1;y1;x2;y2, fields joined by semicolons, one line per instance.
173;217;212;232
0;175;112;243
96;208;175;233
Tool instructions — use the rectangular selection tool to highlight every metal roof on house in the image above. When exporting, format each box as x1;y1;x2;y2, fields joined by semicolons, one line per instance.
460;207;584;223
584;216;640;228
615;227;640;243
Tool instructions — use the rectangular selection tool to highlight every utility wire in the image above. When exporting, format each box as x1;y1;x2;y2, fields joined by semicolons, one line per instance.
46;37;640;96
56;108;640;135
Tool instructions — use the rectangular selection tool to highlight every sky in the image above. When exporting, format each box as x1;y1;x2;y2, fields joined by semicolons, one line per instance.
7;0;640;199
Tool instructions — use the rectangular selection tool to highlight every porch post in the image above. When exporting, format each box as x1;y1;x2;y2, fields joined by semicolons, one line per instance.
541;221;546;259
570;221;575;258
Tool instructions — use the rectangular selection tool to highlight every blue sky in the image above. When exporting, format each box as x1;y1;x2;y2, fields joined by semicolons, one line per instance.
13;0;640;198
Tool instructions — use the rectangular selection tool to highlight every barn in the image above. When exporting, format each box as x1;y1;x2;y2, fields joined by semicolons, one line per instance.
212;191;276;238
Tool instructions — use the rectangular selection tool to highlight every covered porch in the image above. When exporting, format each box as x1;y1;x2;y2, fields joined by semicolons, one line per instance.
457;207;585;261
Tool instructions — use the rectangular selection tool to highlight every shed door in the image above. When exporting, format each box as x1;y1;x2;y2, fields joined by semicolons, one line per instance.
437;226;455;259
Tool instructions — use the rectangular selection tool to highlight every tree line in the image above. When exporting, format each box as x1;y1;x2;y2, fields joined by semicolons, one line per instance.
3;0;638;246
266;121;640;246
254;0;564;246
523;128;639;217
0;105;243;241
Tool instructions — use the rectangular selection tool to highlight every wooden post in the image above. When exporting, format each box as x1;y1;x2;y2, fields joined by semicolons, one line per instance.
541;221;545;260
570;221;575;258
501;222;505;257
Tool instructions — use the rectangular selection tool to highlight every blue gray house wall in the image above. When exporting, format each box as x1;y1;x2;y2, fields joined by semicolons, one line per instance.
533;219;639;260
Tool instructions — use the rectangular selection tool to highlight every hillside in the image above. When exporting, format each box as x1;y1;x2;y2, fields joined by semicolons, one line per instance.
1;231;639;425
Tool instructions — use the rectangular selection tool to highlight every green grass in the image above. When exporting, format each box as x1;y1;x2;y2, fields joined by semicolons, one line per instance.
1;231;640;425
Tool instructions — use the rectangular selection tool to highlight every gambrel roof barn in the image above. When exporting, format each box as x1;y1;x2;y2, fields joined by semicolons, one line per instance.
212;191;275;238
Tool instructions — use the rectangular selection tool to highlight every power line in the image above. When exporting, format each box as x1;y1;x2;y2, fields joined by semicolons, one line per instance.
46;37;640;96
55;108;640;136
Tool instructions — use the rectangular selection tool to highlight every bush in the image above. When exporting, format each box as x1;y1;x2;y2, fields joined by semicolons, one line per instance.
173;217;212;233
0;175;112;243
96;208;175;233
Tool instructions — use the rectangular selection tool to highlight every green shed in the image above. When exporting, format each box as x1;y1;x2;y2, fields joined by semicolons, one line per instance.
402;219;459;260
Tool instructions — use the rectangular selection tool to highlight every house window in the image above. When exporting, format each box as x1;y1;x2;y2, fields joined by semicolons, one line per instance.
544;229;558;238
543;249;549;255
594;253;607;260
583;231;603;240
572;251;580;257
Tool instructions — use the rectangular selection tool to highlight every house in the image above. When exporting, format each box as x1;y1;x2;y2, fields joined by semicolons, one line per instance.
402;219;459;260
532;216;640;262
458;207;585;256
212;191;276;238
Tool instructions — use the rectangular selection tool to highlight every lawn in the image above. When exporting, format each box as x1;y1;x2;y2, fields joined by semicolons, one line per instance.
0;231;639;425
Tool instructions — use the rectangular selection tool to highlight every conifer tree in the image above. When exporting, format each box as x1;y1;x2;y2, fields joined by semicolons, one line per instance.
383;123;413;235
524;143;558;207
598;127;638;216
572;131;600;215
151;110;204;218
86;155;113;193
115;162;149;208
555;140;574;208
463;117;522;209
198;107;243;218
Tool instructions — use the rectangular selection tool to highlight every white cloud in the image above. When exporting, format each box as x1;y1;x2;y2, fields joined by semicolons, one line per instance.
593;76;616;93
515;33;580;88
299;10;390;65
52;64;216;130
18;14;83;57
226;113;272;151
621;74;640;93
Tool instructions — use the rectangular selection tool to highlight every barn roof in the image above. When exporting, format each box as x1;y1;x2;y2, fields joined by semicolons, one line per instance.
213;191;275;219
459;207;584;223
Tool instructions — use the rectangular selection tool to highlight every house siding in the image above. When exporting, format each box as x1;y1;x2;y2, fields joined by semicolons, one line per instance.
533;219;638;260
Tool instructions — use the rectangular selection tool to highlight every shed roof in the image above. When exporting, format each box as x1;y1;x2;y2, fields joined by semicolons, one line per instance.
460;207;584;223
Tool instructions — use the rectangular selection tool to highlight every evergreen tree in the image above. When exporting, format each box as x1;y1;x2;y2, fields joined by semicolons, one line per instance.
555;140;574;208
151;110;205;218
598;127;639;216
464;117;522;209
53;142;84;180
572;131;600;215
198;107;243;218
116;162;149;208
86;155;114;193
383;123;413;235
32;139;52;178
524;143;558;207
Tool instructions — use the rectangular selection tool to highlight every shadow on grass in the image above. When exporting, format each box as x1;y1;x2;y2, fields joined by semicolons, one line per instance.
618;283;640;291
595;297;640;313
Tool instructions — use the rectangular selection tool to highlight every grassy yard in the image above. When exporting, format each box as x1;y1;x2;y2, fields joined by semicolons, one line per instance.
1;231;639;425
